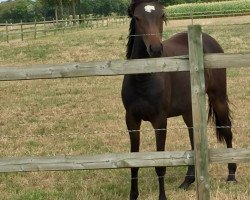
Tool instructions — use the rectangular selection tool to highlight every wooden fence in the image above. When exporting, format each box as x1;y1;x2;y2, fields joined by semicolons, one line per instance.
0;25;250;200
1;9;250;42
0;16;129;42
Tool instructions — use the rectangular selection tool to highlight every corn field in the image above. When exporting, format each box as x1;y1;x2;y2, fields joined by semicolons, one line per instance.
166;0;250;17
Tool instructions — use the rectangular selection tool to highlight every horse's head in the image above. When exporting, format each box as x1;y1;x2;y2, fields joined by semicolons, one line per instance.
128;0;166;58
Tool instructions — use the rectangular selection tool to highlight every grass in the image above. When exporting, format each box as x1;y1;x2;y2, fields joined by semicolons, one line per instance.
0;16;249;199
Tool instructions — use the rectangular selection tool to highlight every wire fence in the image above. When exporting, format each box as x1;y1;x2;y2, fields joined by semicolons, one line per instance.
0;125;249;139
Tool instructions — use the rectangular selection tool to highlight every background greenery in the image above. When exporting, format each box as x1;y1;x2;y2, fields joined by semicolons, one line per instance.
0;0;241;23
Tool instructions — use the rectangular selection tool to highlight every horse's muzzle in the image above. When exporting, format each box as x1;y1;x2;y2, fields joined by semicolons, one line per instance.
148;43;163;57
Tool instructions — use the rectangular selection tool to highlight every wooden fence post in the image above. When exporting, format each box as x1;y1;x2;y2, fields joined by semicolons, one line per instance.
20;20;24;41
95;17;99;28
53;18;56;35
191;12;194;25
188;25;210;200
63;18;66;33
43;18;46;36
102;17;104;27
83;18;86;27
34;19;37;39
5;21;9;43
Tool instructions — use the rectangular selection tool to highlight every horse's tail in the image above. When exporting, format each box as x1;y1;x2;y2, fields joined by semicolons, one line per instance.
208;98;232;143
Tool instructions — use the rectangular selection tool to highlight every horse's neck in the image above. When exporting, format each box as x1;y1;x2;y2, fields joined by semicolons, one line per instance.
129;36;154;83
130;36;149;59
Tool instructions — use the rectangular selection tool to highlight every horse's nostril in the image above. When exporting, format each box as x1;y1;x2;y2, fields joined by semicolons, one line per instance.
148;44;163;57
149;45;153;53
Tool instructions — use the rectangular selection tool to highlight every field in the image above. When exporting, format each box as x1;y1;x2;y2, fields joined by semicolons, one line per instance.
0;16;249;200
166;0;250;17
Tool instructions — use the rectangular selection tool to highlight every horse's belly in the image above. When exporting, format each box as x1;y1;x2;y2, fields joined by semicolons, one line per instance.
167;97;192;117
130;99;161;121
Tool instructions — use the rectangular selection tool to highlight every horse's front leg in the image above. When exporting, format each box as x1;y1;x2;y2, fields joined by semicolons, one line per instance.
152;117;167;200
126;112;141;200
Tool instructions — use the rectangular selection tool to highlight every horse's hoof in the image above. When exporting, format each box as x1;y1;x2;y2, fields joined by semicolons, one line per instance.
130;192;139;200
227;176;238;183
159;195;167;200
179;182;191;190
179;178;195;190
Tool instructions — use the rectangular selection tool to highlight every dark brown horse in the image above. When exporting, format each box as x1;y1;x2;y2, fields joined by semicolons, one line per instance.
121;0;237;199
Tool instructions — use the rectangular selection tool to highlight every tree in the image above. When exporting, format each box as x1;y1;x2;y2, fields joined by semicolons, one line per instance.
1;0;225;23
59;0;63;18
77;0;82;21
0;0;40;23
71;0;76;20
37;0;68;20
80;0;129;16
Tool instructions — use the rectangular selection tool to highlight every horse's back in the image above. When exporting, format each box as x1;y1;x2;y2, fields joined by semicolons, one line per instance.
162;32;224;57
160;31;227;115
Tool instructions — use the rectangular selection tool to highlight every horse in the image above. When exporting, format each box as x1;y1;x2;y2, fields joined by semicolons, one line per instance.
121;0;237;199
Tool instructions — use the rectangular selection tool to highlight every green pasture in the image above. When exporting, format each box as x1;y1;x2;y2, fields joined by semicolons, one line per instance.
0;16;249;200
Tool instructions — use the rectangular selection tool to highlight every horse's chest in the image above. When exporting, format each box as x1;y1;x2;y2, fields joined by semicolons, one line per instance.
122;75;166;121
124;88;163;121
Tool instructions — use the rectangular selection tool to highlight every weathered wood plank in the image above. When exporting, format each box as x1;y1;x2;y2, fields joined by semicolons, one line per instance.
0;151;194;173
0;56;189;81
204;53;250;69
0;53;249;81
0;148;249;173
209;148;250;164
188;25;210;200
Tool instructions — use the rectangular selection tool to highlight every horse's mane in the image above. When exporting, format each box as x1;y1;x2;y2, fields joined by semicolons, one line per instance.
126;0;161;59
126;18;135;59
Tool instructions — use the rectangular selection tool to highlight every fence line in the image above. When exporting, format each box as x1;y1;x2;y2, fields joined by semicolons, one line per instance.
0;148;249;173
0;16;129;42
0;125;249;139
0;53;249;81
1;9;250;42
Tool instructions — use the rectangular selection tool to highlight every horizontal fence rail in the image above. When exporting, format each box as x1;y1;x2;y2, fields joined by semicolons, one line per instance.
0;16;129;42
0;53;249;81
0;148;249;173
